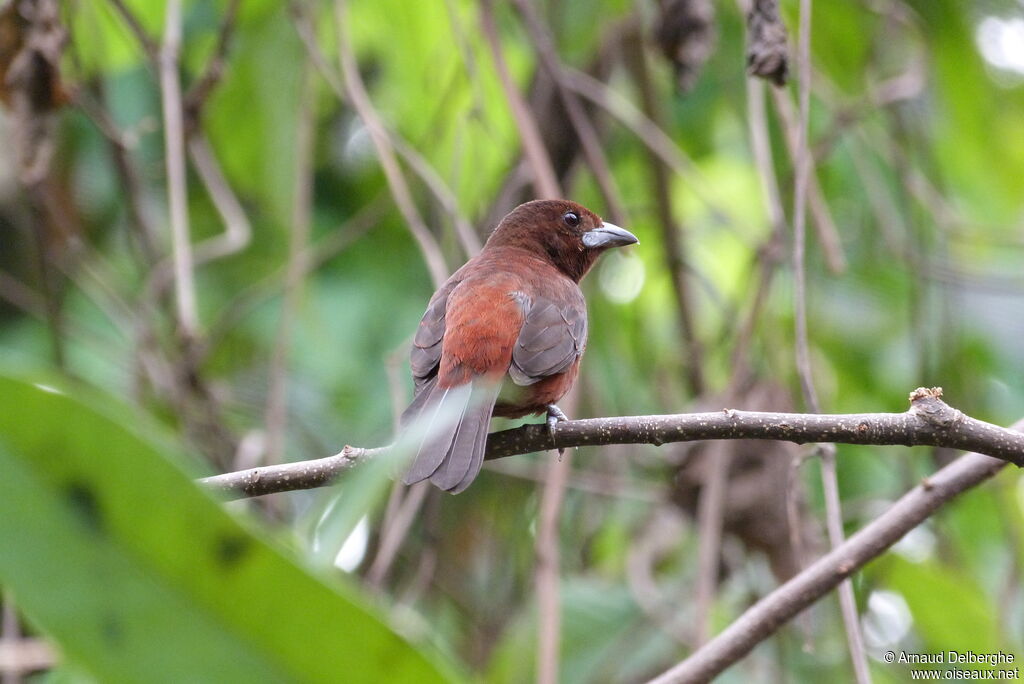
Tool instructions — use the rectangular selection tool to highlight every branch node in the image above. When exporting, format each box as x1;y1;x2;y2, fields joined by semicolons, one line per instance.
909;388;963;430
909;386;943;402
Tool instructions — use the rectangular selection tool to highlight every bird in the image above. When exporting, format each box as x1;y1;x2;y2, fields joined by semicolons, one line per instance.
399;199;638;493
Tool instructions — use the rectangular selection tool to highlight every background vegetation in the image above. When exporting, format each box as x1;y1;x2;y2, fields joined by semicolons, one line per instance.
1;0;1022;681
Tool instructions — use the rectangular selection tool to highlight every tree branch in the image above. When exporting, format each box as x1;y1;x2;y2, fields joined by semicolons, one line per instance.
199;388;1024;500
647;428;1019;683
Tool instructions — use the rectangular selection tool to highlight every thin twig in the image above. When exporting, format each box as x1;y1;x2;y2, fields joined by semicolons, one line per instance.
289;1;479;261
770;89;846;274
0;270;45;318
621;25;705;397
687;66;789;649
789;0;870;678
365;346;433;589
500;8;625;669
536;430;573;684
512;0;626;223
561;68;736;230
85;0;237;466
734;76;787;381
69;84;180;403
263;63;316;466
692;441;732;645
397;494;441;606
366;482;431;588
105;0;158;60
18;205;64;368
288;1;345;94
441;0;486;121
820;445;870;675
533;381;579;684
744;70;813;631
791;4;819;416
144;133;255;301
391;136;482;257
479;0;562;198
183;0;240;131
187;134;253;264
69;86;159;265
199;389;1024;499
159;0;199;336
201;196;389;357
333;0;448;288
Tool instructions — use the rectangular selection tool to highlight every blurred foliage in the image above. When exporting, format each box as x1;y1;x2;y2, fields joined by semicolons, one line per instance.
0;372;452;682
0;0;1023;681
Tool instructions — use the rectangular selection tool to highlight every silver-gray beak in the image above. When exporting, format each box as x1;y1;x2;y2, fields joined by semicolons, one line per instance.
582;222;639;249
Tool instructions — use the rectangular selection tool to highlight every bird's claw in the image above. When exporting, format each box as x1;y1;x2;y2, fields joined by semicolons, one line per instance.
546;403;568;429
546;404;569;456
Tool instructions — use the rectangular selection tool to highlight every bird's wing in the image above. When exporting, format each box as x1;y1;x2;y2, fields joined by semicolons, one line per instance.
508;290;588;386
409;280;456;394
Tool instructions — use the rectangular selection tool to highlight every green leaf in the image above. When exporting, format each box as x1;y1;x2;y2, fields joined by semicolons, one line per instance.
0;373;454;683
882;556;1001;655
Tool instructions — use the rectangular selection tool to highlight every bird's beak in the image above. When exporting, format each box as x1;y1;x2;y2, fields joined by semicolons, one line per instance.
582;222;639;249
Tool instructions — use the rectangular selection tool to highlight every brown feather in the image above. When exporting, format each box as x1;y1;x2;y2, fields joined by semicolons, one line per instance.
400;199;637;493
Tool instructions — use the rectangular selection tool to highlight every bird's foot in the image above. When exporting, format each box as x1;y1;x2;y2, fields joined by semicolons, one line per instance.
546;404;569;456
546;403;569;430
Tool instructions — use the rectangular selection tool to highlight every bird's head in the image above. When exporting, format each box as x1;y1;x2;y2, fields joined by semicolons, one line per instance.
486;199;638;282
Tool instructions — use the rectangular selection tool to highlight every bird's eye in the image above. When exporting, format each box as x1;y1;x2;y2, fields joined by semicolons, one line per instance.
562;211;580;228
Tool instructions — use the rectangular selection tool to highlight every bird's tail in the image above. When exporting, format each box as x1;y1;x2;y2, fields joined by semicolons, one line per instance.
400;378;500;493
